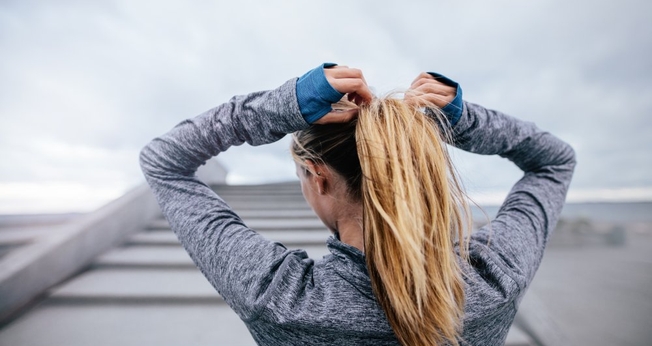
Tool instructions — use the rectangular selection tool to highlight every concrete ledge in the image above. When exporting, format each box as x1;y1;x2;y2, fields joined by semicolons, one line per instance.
127;230;331;247
146;218;327;232
94;244;330;268
0;183;160;322
48;269;219;301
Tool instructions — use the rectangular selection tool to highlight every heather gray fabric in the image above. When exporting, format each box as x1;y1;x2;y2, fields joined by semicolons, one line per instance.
140;78;576;345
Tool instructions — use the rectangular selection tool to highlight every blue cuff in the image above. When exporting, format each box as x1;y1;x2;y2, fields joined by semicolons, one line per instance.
296;63;345;124
427;72;463;126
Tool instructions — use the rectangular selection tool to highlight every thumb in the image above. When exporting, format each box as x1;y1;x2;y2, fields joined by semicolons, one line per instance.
313;108;358;124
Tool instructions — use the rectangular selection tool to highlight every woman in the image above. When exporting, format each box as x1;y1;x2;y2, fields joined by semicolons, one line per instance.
140;63;576;345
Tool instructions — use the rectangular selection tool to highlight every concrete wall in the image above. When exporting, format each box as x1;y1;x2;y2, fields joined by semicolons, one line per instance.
0;184;160;322
0;158;229;322
196;158;227;185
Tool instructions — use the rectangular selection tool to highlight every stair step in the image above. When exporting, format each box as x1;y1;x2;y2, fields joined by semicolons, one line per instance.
213;182;300;192
95;245;331;268
0;304;256;346
95;247;196;268
49;269;221;303
127;230;332;247
200;210;320;220
220;195;306;202
147;218;327;232
228;203;312;210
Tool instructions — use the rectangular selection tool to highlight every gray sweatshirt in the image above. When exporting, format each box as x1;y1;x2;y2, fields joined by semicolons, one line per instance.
139;78;576;345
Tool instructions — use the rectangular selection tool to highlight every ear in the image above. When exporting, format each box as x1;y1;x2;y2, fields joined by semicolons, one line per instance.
304;160;328;195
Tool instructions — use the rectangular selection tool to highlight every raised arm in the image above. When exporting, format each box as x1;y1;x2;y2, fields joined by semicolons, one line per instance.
139;79;309;319
139;64;371;320
454;101;576;290
407;72;576;292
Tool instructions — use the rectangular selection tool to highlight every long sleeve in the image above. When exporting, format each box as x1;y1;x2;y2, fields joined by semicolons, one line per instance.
139;78;312;321
452;101;577;292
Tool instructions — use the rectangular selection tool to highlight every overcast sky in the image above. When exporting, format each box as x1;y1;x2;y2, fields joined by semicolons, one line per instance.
1;0;651;214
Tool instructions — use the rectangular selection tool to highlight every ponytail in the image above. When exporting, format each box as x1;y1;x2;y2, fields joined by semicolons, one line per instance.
291;97;471;346
356;99;470;346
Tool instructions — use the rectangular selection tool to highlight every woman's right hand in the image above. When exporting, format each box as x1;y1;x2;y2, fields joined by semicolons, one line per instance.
296;63;373;125
316;65;373;124
324;66;373;106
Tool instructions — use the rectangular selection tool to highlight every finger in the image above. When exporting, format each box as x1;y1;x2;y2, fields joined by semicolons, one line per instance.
350;93;367;106
408;87;455;101
314;108;359;124
347;92;365;105
410;72;435;86
326;67;369;91
329;78;373;103
405;86;453;107
411;77;439;89
404;90;431;107
327;67;364;79
353;86;373;104
411;82;455;97
410;77;453;91
405;91;451;108
404;84;454;108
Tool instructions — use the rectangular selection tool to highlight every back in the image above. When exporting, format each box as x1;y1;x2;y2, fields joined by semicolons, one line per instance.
241;234;523;346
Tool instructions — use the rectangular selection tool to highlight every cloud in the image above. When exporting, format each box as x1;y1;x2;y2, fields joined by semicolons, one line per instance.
1;0;651;213
0;181;126;214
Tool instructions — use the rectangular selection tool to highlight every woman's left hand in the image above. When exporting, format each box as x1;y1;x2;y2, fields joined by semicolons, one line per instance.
404;72;456;108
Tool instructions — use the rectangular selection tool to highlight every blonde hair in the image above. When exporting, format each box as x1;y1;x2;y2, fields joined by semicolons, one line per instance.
292;97;471;346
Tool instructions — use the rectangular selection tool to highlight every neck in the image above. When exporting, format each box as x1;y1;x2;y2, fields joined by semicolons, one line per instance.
335;203;364;252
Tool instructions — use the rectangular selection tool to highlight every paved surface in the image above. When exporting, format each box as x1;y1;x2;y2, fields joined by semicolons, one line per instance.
0;182;541;345
525;231;652;346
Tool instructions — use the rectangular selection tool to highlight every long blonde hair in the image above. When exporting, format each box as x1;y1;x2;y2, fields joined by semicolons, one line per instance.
292;97;471;346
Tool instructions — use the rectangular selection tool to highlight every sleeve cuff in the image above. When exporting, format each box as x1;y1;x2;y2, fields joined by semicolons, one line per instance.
427;72;463;126
296;63;345;124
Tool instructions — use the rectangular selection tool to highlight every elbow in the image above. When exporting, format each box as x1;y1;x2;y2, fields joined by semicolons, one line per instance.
547;133;577;169
563;141;578;169
138;138;189;179
139;142;156;177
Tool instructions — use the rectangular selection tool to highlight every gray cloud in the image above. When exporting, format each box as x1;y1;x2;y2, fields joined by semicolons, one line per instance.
1;0;651;212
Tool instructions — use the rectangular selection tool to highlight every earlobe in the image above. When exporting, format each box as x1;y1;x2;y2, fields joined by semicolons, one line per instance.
315;172;327;195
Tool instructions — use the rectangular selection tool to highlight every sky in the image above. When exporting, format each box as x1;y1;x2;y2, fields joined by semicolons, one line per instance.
1;0;651;214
